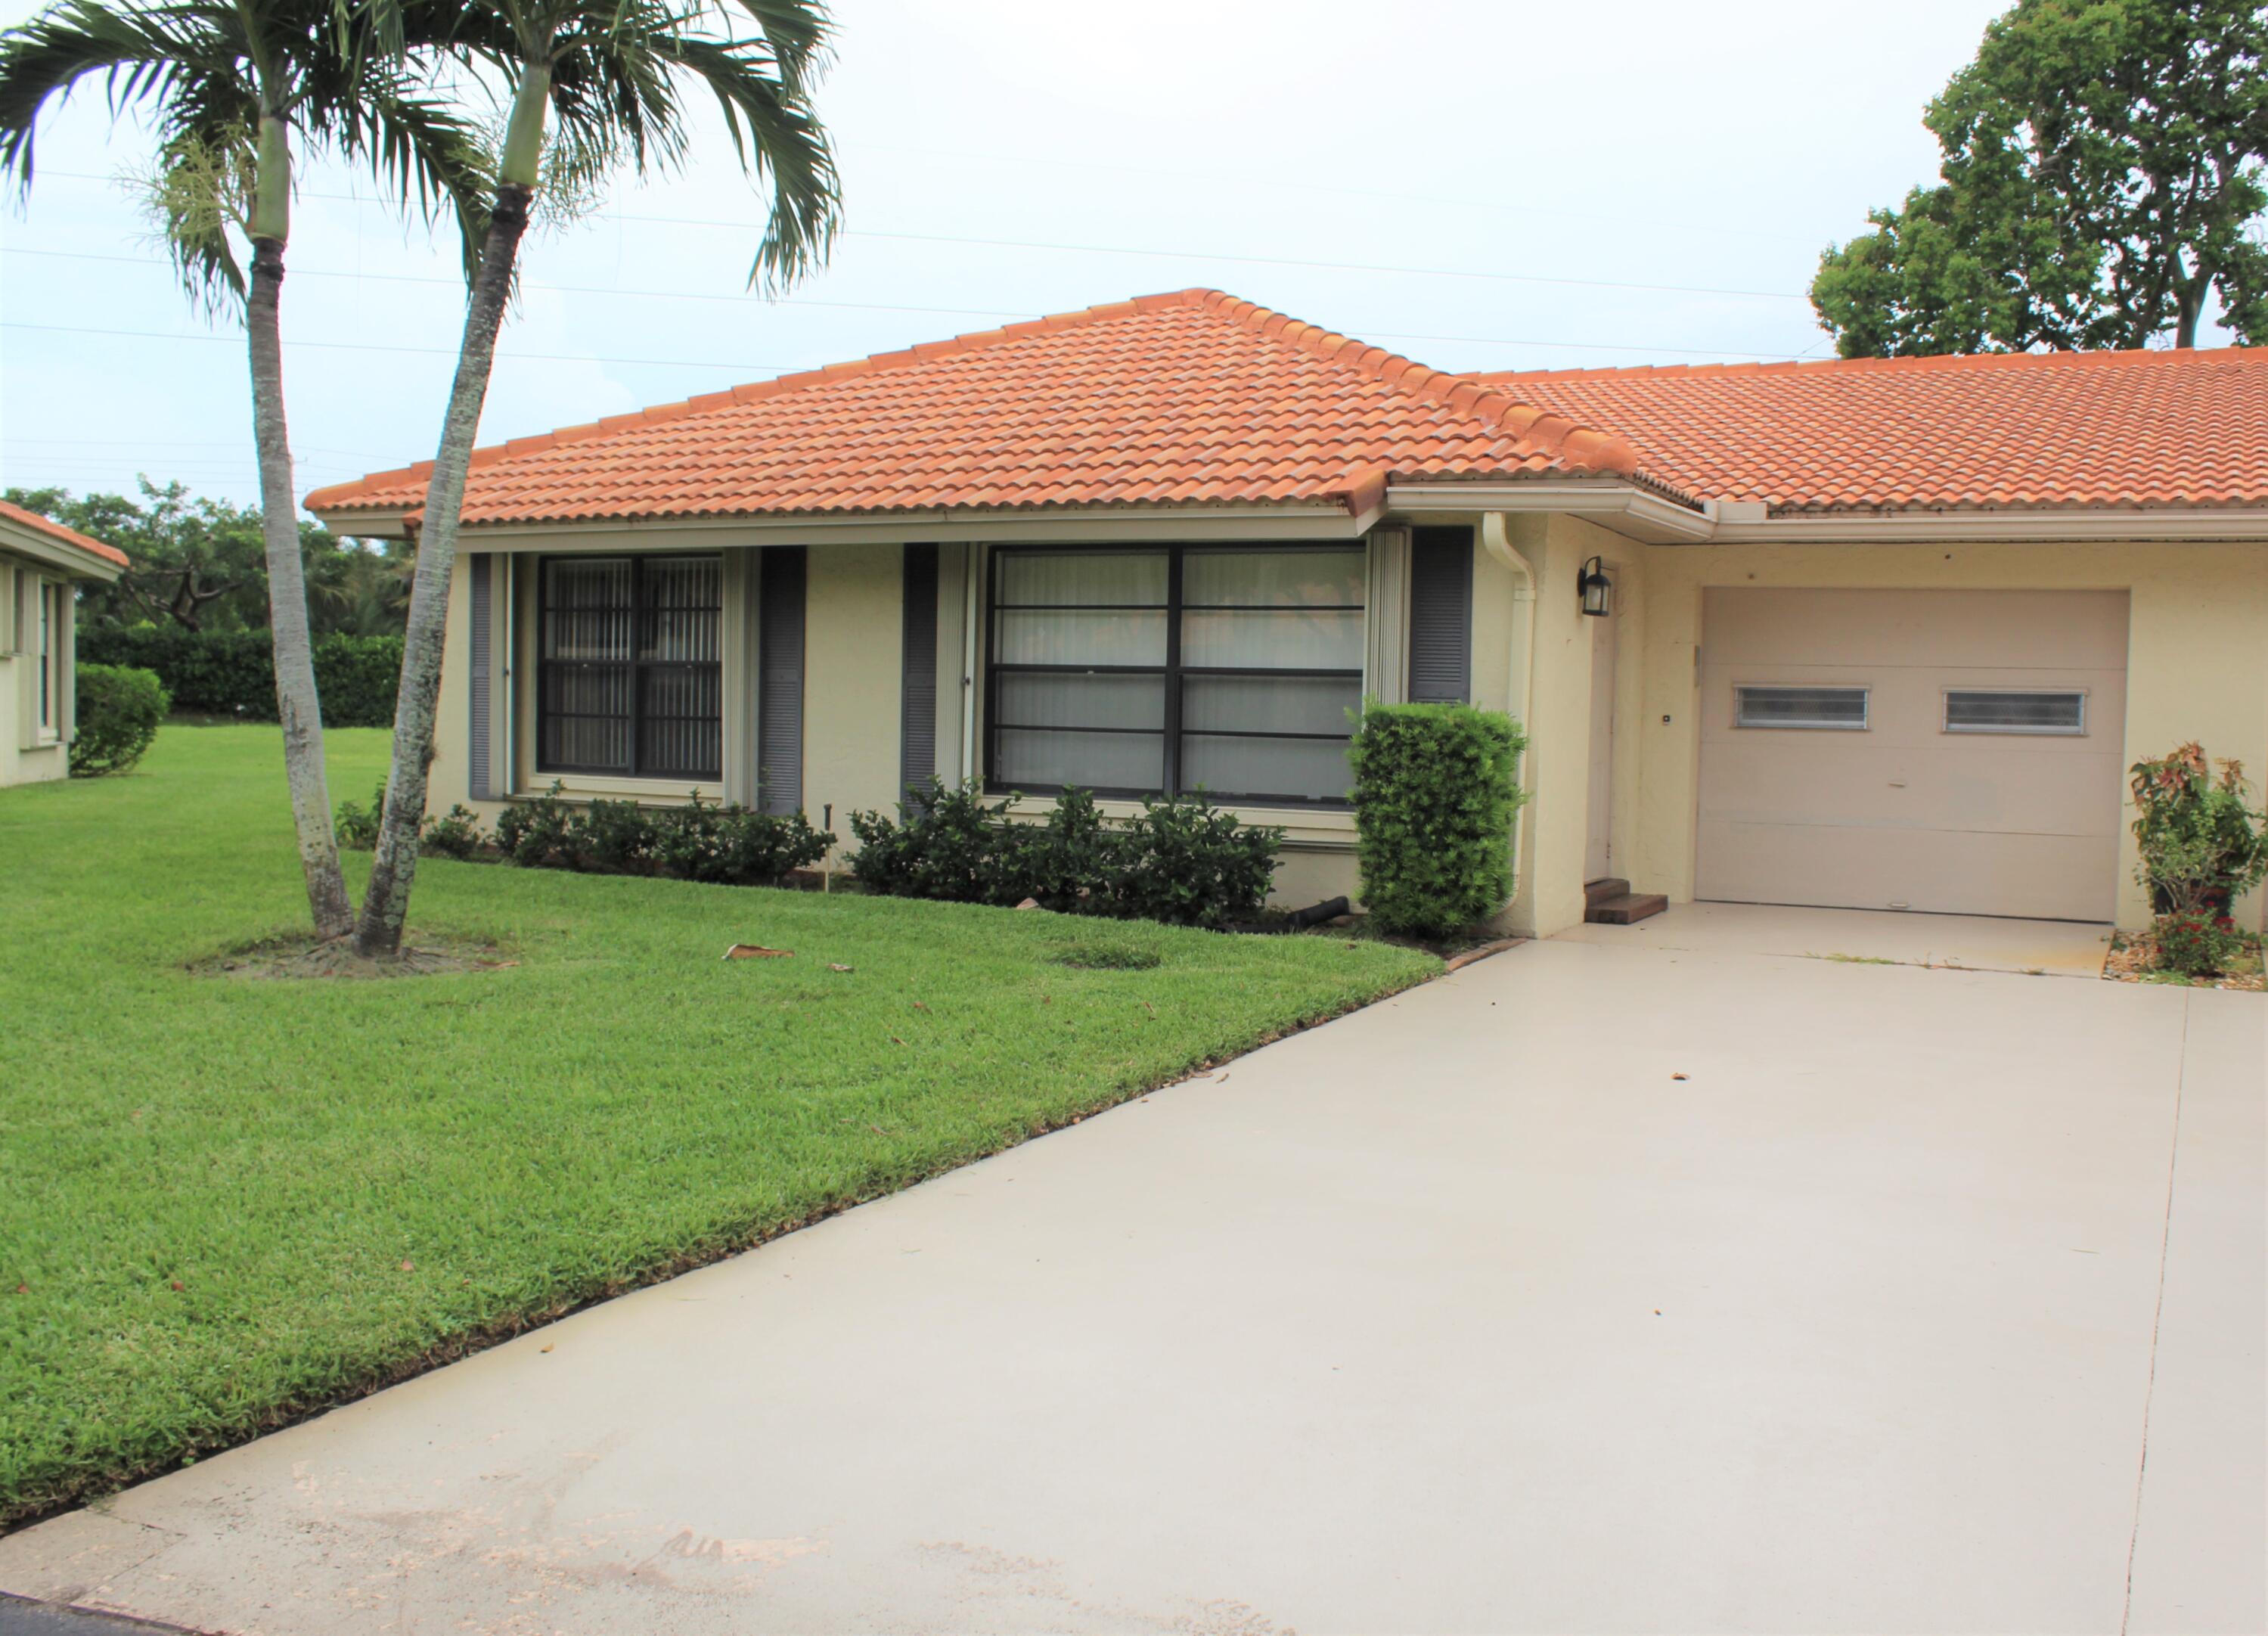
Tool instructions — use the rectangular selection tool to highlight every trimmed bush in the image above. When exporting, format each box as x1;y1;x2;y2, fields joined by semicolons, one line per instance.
1348;700;1527;939
68;663;169;777
486;784;832;886
77;627;401;727
848;779;1283;930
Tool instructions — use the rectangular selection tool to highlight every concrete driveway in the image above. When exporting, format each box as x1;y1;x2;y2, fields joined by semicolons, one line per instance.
3;927;2261;1634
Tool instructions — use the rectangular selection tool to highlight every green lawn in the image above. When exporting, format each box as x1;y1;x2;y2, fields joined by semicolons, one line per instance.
0;726;1435;1524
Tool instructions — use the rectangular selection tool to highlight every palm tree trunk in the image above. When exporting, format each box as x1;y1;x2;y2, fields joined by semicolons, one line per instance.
353;181;533;957
246;128;353;939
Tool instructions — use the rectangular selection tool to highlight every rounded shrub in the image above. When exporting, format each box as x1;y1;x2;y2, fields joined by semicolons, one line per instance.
68;663;169;776
1348;700;1527;939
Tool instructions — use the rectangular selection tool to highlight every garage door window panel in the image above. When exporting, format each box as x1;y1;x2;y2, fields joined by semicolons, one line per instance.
1735;685;1870;731
1944;690;2087;735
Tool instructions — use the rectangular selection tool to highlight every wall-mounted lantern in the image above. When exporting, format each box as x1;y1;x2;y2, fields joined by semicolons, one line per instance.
1578;555;1614;618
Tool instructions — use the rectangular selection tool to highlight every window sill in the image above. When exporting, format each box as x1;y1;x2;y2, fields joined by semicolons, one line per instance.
511;775;724;805
999;792;1357;849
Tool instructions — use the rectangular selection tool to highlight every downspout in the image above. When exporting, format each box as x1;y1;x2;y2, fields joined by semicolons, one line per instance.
1481;513;1537;922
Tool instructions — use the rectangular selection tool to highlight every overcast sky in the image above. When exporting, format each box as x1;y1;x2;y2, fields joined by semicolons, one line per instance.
1;0;2064;511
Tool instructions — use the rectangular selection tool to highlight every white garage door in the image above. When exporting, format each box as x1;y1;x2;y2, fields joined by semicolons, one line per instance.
1696;588;2127;922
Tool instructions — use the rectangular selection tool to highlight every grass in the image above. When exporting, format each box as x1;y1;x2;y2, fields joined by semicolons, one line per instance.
0;726;1436;1526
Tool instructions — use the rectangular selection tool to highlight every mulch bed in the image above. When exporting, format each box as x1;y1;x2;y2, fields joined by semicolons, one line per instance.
2101;930;2264;992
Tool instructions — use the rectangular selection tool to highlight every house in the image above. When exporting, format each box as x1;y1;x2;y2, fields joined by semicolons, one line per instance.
304;289;2268;936
0;499;127;787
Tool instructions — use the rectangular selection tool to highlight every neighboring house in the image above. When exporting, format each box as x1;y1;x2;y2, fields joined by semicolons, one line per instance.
305;289;2268;936
0;500;127;787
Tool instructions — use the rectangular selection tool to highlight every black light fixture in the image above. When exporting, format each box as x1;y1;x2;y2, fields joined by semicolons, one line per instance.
1578;555;1614;618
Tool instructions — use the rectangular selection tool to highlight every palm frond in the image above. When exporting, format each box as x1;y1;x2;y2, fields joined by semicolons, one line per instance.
0;0;218;186
352;67;495;281
665;30;836;288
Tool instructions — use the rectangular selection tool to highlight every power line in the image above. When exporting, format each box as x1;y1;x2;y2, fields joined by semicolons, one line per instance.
2;318;805;372
3;256;1811;361
1;244;1036;321
24;166;1813;304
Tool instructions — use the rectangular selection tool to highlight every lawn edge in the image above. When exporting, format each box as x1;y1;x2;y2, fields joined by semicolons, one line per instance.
2;948;1443;1535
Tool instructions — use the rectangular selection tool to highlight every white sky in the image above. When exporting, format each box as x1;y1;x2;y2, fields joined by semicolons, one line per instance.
0;0;2046;510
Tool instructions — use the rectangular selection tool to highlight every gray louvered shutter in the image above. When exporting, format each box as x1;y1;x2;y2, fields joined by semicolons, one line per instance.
757;546;806;815
1407;526;1473;703
466;553;495;799
900;544;939;799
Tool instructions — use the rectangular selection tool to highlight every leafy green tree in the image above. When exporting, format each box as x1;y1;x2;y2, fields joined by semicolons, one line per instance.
352;0;842;958
1813;0;2268;355
1;0;488;937
6;480;410;638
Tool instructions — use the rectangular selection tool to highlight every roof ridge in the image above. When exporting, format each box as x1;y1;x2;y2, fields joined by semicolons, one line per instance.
1472;344;2268;386
304;289;1224;513
307;285;1647;514
1193;291;1640;477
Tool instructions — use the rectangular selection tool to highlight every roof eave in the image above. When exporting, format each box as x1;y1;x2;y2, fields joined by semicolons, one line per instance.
314;497;1388;548
1718;504;2268;543
0;517;128;581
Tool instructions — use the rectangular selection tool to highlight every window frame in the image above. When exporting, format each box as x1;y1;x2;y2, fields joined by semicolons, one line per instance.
983;542;1367;809
533;551;724;782
1733;682;1872;732
1941;687;2089;737
36;579;58;736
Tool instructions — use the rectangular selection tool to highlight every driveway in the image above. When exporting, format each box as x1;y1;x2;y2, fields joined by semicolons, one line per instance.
3;925;2260;1634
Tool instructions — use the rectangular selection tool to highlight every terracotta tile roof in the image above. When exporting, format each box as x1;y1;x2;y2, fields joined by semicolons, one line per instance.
1472;346;2268;514
0;498;129;567
304;288;1644;526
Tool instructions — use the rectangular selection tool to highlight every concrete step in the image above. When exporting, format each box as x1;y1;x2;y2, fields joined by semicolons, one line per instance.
1585;891;1669;926
1583;876;1631;909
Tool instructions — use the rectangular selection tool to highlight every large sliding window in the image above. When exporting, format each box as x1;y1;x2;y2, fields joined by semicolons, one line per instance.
537;554;721;780
988;543;1365;806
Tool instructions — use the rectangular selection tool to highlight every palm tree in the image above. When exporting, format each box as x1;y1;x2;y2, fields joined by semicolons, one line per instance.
351;0;841;957
0;0;489;938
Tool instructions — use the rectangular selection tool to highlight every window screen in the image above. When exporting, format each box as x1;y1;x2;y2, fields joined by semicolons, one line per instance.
537;554;721;779
1944;689;2086;734
988;544;1365;805
1734;685;1869;730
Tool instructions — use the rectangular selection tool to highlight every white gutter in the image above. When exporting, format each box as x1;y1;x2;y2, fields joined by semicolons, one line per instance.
1392;480;1714;544
1480;513;1537;922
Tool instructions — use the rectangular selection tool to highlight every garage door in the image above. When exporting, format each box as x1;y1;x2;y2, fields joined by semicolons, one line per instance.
1696;588;2127;922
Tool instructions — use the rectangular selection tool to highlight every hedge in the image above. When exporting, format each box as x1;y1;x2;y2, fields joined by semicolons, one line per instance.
1348;700;1527;938
76;627;401;727
849;780;1283;930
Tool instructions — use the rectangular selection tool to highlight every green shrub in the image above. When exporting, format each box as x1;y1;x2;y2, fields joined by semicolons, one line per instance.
76;627;401;726
420;805;486;860
1112;793;1282;930
2150;911;2251;978
488;784;827;887
492;784;576;868
2130;744;2268;916
647;799;831;885
849;779;1282;929
334;781;385;850
1348;700;1527;939
67;663;169;776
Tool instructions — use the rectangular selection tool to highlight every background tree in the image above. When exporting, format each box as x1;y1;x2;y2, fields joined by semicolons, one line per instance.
0;0;486;938
352;0;842;958
2;477;405;635
1813;0;2268;355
